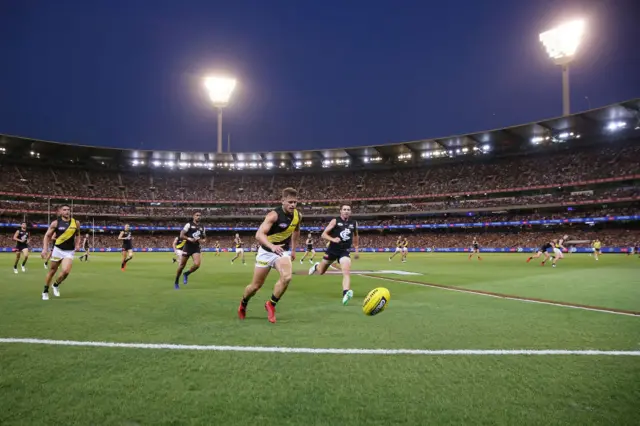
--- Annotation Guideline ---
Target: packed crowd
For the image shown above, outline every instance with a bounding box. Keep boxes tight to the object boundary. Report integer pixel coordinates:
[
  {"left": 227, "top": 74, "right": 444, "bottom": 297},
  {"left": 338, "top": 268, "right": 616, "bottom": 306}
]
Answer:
[
  {"left": 2, "top": 142, "right": 638, "bottom": 202},
  {"left": 2, "top": 227, "right": 638, "bottom": 250}
]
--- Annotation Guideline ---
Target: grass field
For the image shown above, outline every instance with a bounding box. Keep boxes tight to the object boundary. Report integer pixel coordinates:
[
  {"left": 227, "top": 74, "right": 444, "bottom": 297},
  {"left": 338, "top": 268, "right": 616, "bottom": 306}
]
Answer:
[{"left": 1, "top": 252, "right": 639, "bottom": 425}]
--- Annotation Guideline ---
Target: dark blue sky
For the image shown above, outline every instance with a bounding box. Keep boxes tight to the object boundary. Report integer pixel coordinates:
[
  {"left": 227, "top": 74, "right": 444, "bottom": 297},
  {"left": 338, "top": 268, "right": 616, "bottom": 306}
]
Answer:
[{"left": 1, "top": 0, "right": 638, "bottom": 153}]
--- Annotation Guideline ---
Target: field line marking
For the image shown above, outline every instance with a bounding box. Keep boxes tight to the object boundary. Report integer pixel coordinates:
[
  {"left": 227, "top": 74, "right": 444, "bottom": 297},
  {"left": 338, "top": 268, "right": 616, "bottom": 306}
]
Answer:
[
  {"left": 362, "top": 274, "right": 640, "bottom": 317},
  {"left": 0, "top": 338, "right": 639, "bottom": 356}
]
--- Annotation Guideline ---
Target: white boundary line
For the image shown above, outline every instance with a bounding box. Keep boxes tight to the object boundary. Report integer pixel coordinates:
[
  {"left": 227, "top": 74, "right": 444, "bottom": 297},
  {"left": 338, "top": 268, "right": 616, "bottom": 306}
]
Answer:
[
  {"left": 364, "top": 275, "right": 640, "bottom": 317},
  {"left": 0, "top": 338, "right": 639, "bottom": 356}
]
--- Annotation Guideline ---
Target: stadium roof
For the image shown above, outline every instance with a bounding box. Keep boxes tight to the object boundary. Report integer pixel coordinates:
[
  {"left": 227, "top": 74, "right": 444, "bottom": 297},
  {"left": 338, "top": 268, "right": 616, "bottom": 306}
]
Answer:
[{"left": 1, "top": 98, "right": 638, "bottom": 169}]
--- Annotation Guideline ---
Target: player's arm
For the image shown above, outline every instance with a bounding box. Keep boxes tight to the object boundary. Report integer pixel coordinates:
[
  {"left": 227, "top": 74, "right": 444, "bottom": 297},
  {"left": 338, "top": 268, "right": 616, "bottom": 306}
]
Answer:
[
  {"left": 354, "top": 221, "right": 360, "bottom": 258},
  {"left": 12, "top": 230, "right": 21, "bottom": 242},
  {"left": 321, "top": 219, "right": 340, "bottom": 243},
  {"left": 41, "top": 220, "right": 58, "bottom": 257},
  {"left": 74, "top": 221, "right": 82, "bottom": 251},
  {"left": 172, "top": 238, "right": 177, "bottom": 251},
  {"left": 180, "top": 223, "right": 196, "bottom": 243},
  {"left": 290, "top": 214, "right": 301, "bottom": 260},
  {"left": 256, "top": 211, "right": 282, "bottom": 254},
  {"left": 117, "top": 231, "right": 125, "bottom": 240}
]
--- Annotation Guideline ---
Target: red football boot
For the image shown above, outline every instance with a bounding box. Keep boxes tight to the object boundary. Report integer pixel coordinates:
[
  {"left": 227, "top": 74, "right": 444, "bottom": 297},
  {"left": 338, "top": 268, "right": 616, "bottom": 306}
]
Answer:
[{"left": 264, "top": 301, "right": 276, "bottom": 323}]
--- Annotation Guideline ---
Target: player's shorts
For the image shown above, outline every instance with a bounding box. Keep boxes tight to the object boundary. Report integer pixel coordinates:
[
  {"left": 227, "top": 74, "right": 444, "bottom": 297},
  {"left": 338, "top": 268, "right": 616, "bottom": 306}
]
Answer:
[
  {"left": 175, "top": 249, "right": 184, "bottom": 257},
  {"left": 183, "top": 242, "right": 201, "bottom": 256},
  {"left": 306, "top": 245, "right": 313, "bottom": 252},
  {"left": 402, "top": 247, "right": 408, "bottom": 253},
  {"left": 51, "top": 246, "right": 75, "bottom": 262},
  {"left": 594, "top": 248, "right": 601, "bottom": 254},
  {"left": 256, "top": 247, "right": 291, "bottom": 268},
  {"left": 122, "top": 242, "right": 133, "bottom": 251},
  {"left": 553, "top": 247, "right": 564, "bottom": 258},
  {"left": 236, "top": 248, "right": 244, "bottom": 254},
  {"left": 539, "top": 246, "right": 550, "bottom": 253},
  {"left": 15, "top": 244, "right": 29, "bottom": 252},
  {"left": 473, "top": 245, "right": 479, "bottom": 250},
  {"left": 395, "top": 247, "right": 402, "bottom": 253},
  {"left": 324, "top": 248, "right": 351, "bottom": 263}
]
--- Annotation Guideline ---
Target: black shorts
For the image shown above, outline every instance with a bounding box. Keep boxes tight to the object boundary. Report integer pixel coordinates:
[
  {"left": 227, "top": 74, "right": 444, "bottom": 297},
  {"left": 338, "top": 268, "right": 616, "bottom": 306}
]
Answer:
[
  {"left": 15, "top": 244, "right": 29, "bottom": 252},
  {"left": 539, "top": 246, "right": 550, "bottom": 253},
  {"left": 473, "top": 245, "right": 479, "bottom": 250},
  {"left": 324, "top": 248, "right": 350, "bottom": 263},
  {"left": 307, "top": 245, "right": 313, "bottom": 251},
  {"left": 183, "top": 242, "right": 201, "bottom": 256},
  {"left": 122, "top": 242, "right": 133, "bottom": 251}
]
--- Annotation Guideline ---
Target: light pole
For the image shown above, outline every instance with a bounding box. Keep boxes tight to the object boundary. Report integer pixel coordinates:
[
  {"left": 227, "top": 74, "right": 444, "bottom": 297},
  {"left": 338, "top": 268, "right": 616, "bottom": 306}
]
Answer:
[
  {"left": 539, "top": 20, "right": 585, "bottom": 116},
  {"left": 204, "top": 76, "right": 237, "bottom": 153}
]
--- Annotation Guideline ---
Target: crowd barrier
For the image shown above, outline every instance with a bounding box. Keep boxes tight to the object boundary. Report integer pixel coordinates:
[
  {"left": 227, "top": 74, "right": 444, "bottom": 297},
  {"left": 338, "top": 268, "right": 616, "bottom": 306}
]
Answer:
[
  {"left": 1, "top": 247, "right": 636, "bottom": 254},
  {"left": 0, "top": 215, "right": 639, "bottom": 232}
]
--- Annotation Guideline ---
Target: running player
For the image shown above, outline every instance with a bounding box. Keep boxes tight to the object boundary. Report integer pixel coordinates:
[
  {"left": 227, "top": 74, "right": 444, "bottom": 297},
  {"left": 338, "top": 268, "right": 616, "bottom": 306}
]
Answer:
[
  {"left": 592, "top": 239, "right": 601, "bottom": 261},
  {"left": 79, "top": 233, "right": 90, "bottom": 261},
  {"left": 401, "top": 236, "right": 409, "bottom": 263},
  {"left": 174, "top": 211, "right": 205, "bottom": 289},
  {"left": 551, "top": 235, "right": 568, "bottom": 268},
  {"left": 214, "top": 240, "right": 221, "bottom": 256},
  {"left": 12, "top": 222, "right": 30, "bottom": 273},
  {"left": 118, "top": 224, "right": 134, "bottom": 271},
  {"left": 40, "top": 205, "right": 80, "bottom": 300},
  {"left": 309, "top": 204, "right": 359, "bottom": 305},
  {"left": 468, "top": 238, "right": 482, "bottom": 260},
  {"left": 172, "top": 236, "right": 186, "bottom": 263},
  {"left": 231, "top": 233, "right": 245, "bottom": 265},
  {"left": 299, "top": 233, "right": 316, "bottom": 264},
  {"left": 526, "top": 240, "right": 553, "bottom": 265},
  {"left": 388, "top": 236, "right": 403, "bottom": 261},
  {"left": 238, "top": 188, "right": 300, "bottom": 323}
]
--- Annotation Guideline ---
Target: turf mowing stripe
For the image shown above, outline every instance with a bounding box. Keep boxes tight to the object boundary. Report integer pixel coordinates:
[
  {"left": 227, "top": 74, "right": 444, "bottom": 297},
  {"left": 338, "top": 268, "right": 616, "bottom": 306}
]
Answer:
[
  {"left": 1, "top": 338, "right": 639, "bottom": 356},
  {"left": 363, "top": 274, "right": 640, "bottom": 317}
]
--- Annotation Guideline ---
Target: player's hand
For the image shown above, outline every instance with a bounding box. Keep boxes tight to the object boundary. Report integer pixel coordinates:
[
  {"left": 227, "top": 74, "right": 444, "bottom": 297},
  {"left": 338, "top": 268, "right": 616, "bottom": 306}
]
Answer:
[
  {"left": 291, "top": 251, "right": 296, "bottom": 261},
  {"left": 354, "top": 251, "right": 359, "bottom": 260},
  {"left": 271, "top": 244, "right": 285, "bottom": 255},
  {"left": 332, "top": 237, "right": 341, "bottom": 244},
  {"left": 41, "top": 251, "right": 48, "bottom": 259}
]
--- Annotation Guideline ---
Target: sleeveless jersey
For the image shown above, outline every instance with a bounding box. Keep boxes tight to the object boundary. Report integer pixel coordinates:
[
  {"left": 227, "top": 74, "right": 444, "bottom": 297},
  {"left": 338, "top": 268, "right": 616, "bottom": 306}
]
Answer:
[
  {"left": 121, "top": 231, "right": 132, "bottom": 248},
  {"left": 183, "top": 222, "right": 205, "bottom": 245},
  {"left": 55, "top": 218, "right": 78, "bottom": 251},
  {"left": 327, "top": 217, "right": 358, "bottom": 251},
  {"left": 16, "top": 230, "right": 29, "bottom": 247},
  {"left": 263, "top": 206, "right": 300, "bottom": 252},
  {"left": 235, "top": 238, "right": 242, "bottom": 249}
]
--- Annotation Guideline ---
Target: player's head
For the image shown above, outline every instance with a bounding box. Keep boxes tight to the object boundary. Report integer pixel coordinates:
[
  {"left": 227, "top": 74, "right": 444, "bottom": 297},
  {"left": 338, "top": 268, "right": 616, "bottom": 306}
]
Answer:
[
  {"left": 339, "top": 203, "right": 352, "bottom": 220},
  {"left": 20, "top": 222, "right": 27, "bottom": 230},
  {"left": 235, "top": 233, "right": 239, "bottom": 238},
  {"left": 58, "top": 204, "right": 71, "bottom": 219},
  {"left": 85, "top": 233, "right": 89, "bottom": 238},
  {"left": 563, "top": 234, "right": 568, "bottom": 240},
  {"left": 124, "top": 224, "right": 130, "bottom": 231},
  {"left": 308, "top": 233, "right": 312, "bottom": 238},
  {"left": 281, "top": 187, "right": 298, "bottom": 213},
  {"left": 193, "top": 211, "right": 202, "bottom": 223}
]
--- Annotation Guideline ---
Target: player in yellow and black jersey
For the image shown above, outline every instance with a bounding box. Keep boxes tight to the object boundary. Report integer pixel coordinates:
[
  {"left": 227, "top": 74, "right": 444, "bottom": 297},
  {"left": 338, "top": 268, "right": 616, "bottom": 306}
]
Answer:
[
  {"left": 231, "top": 233, "right": 246, "bottom": 265},
  {"left": 401, "top": 237, "right": 409, "bottom": 263},
  {"left": 214, "top": 241, "right": 221, "bottom": 256},
  {"left": 592, "top": 239, "right": 602, "bottom": 261},
  {"left": 172, "top": 236, "right": 187, "bottom": 263},
  {"left": 389, "top": 236, "right": 404, "bottom": 261},
  {"left": 40, "top": 204, "right": 81, "bottom": 300},
  {"left": 238, "top": 187, "right": 301, "bottom": 323}
]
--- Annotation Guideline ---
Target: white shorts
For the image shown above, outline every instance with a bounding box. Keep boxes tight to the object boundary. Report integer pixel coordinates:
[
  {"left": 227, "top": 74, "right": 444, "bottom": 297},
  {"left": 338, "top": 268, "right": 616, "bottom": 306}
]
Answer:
[
  {"left": 236, "top": 248, "right": 244, "bottom": 254},
  {"left": 395, "top": 247, "right": 402, "bottom": 253},
  {"left": 175, "top": 249, "right": 183, "bottom": 257},
  {"left": 553, "top": 248, "right": 564, "bottom": 258},
  {"left": 256, "top": 247, "right": 291, "bottom": 269},
  {"left": 402, "top": 247, "right": 408, "bottom": 253},
  {"left": 51, "top": 247, "right": 75, "bottom": 262}
]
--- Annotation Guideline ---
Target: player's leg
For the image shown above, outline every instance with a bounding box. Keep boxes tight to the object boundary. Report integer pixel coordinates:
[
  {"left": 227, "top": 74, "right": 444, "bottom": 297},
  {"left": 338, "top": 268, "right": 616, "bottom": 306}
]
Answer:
[
  {"left": 52, "top": 257, "right": 73, "bottom": 297},
  {"left": 239, "top": 261, "right": 271, "bottom": 319},
  {"left": 309, "top": 249, "right": 316, "bottom": 263},
  {"left": 43, "top": 260, "right": 61, "bottom": 300},
  {"left": 339, "top": 256, "right": 354, "bottom": 305},
  {"left": 300, "top": 250, "right": 308, "bottom": 264},
  {"left": 594, "top": 249, "right": 599, "bottom": 261},
  {"left": 121, "top": 249, "right": 133, "bottom": 269},
  {"left": 21, "top": 248, "right": 29, "bottom": 271},
  {"left": 231, "top": 248, "right": 240, "bottom": 263},
  {"left": 173, "top": 254, "right": 190, "bottom": 289},
  {"left": 389, "top": 248, "right": 400, "bottom": 261},
  {"left": 44, "top": 249, "right": 52, "bottom": 269},
  {"left": 241, "top": 249, "right": 246, "bottom": 264},
  {"left": 310, "top": 256, "right": 334, "bottom": 275},
  {"left": 13, "top": 250, "right": 21, "bottom": 273},
  {"left": 264, "top": 256, "right": 294, "bottom": 322},
  {"left": 182, "top": 253, "right": 201, "bottom": 284},
  {"left": 476, "top": 248, "right": 482, "bottom": 261}
]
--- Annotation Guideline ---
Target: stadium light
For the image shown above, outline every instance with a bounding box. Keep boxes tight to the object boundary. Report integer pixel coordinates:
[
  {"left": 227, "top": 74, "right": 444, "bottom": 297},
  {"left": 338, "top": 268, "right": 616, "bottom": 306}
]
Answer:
[
  {"left": 539, "top": 19, "right": 586, "bottom": 116},
  {"left": 204, "top": 76, "right": 237, "bottom": 154}
]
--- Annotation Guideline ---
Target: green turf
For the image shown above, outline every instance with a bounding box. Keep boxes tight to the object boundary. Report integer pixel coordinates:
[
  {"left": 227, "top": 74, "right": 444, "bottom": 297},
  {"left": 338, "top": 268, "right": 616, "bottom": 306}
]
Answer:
[{"left": 1, "top": 252, "right": 639, "bottom": 425}]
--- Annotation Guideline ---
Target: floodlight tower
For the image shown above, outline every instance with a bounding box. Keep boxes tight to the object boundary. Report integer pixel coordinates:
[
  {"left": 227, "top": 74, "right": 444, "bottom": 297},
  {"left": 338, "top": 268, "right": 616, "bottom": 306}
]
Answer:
[
  {"left": 539, "top": 20, "right": 585, "bottom": 116},
  {"left": 204, "top": 76, "right": 237, "bottom": 153}
]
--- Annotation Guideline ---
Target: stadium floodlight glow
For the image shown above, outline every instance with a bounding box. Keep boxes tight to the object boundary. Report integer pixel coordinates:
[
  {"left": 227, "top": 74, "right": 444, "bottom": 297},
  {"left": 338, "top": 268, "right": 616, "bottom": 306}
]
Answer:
[
  {"left": 606, "top": 121, "right": 626, "bottom": 131},
  {"left": 531, "top": 136, "right": 545, "bottom": 144},
  {"left": 539, "top": 19, "right": 585, "bottom": 116},
  {"left": 165, "top": 161, "right": 175, "bottom": 168},
  {"left": 462, "top": 147, "right": 469, "bottom": 153},
  {"left": 482, "top": 144, "right": 491, "bottom": 152},
  {"left": 265, "top": 161, "right": 274, "bottom": 169},
  {"left": 152, "top": 160, "right": 161, "bottom": 167},
  {"left": 294, "top": 161, "right": 302, "bottom": 168},
  {"left": 204, "top": 76, "right": 237, "bottom": 154},
  {"left": 304, "top": 160, "right": 312, "bottom": 166}
]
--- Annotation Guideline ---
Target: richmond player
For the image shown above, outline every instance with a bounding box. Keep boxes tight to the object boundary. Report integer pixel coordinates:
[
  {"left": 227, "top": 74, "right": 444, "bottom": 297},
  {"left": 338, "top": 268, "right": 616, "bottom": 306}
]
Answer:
[
  {"left": 12, "top": 222, "right": 30, "bottom": 273},
  {"left": 551, "top": 235, "right": 568, "bottom": 268},
  {"left": 299, "top": 233, "right": 316, "bottom": 264},
  {"left": 389, "top": 236, "right": 403, "bottom": 261},
  {"left": 238, "top": 188, "right": 300, "bottom": 323},
  {"left": 172, "top": 236, "right": 186, "bottom": 263},
  {"left": 401, "top": 236, "right": 409, "bottom": 263},
  {"left": 41, "top": 205, "right": 80, "bottom": 300},
  {"left": 174, "top": 211, "right": 206, "bottom": 289},
  {"left": 118, "top": 224, "right": 134, "bottom": 271},
  {"left": 309, "top": 204, "right": 359, "bottom": 305},
  {"left": 231, "top": 233, "right": 246, "bottom": 265},
  {"left": 592, "top": 239, "right": 602, "bottom": 261},
  {"left": 214, "top": 241, "right": 221, "bottom": 256}
]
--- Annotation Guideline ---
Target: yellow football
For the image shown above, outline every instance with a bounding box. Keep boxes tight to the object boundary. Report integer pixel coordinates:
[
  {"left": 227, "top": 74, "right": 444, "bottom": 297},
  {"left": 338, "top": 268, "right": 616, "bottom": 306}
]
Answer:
[{"left": 362, "top": 287, "right": 391, "bottom": 316}]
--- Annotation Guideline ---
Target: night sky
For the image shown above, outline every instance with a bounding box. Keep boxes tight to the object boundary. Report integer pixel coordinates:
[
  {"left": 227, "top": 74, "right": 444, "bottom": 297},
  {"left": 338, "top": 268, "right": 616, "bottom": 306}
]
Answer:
[{"left": 1, "top": 0, "right": 638, "bottom": 153}]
